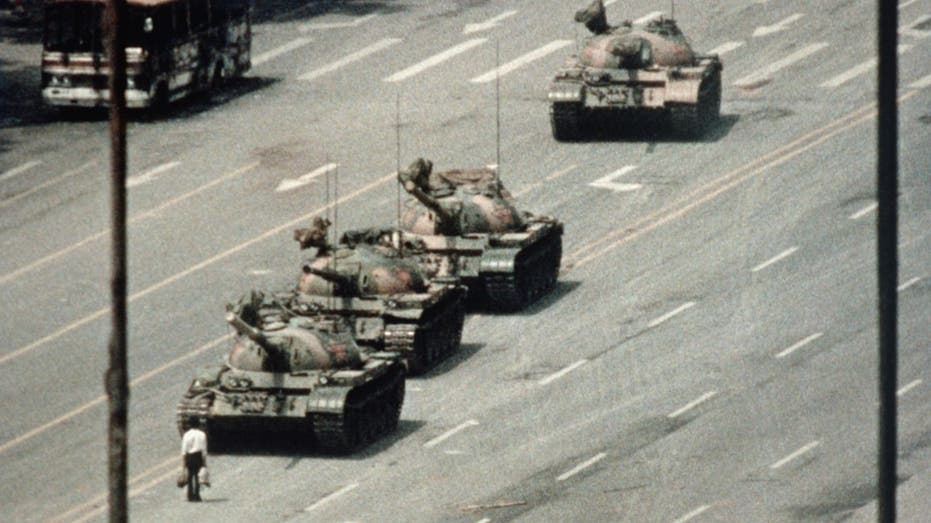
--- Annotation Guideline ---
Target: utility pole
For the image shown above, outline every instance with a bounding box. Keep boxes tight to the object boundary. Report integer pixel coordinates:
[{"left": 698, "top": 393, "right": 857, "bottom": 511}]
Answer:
[
  {"left": 104, "top": 0, "right": 129, "bottom": 521},
  {"left": 876, "top": 0, "right": 898, "bottom": 521}
]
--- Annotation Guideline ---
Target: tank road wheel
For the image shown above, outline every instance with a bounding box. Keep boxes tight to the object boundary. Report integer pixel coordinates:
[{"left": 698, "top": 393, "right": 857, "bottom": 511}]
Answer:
[
  {"left": 550, "top": 102, "right": 584, "bottom": 142},
  {"left": 669, "top": 71, "right": 721, "bottom": 138}
]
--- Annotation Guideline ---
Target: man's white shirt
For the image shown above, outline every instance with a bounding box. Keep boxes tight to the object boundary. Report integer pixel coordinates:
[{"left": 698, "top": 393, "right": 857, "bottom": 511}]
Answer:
[{"left": 181, "top": 428, "right": 208, "bottom": 456}]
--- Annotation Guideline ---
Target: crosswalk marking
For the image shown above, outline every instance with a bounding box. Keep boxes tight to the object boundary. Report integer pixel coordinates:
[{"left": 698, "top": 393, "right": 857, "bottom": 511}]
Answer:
[{"left": 385, "top": 39, "right": 487, "bottom": 82}]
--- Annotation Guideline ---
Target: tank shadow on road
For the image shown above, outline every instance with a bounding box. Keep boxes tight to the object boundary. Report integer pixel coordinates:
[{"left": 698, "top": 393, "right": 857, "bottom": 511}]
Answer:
[
  {"left": 516, "top": 280, "right": 582, "bottom": 316},
  {"left": 417, "top": 342, "right": 485, "bottom": 378},
  {"left": 580, "top": 113, "right": 739, "bottom": 143}
]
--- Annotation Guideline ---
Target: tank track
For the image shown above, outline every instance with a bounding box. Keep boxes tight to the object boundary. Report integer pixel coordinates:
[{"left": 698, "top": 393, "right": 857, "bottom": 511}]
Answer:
[
  {"left": 669, "top": 71, "right": 721, "bottom": 138},
  {"left": 483, "top": 230, "right": 563, "bottom": 311},
  {"left": 550, "top": 102, "right": 584, "bottom": 141},
  {"left": 312, "top": 364, "right": 406, "bottom": 453},
  {"left": 384, "top": 292, "right": 466, "bottom": 375}
]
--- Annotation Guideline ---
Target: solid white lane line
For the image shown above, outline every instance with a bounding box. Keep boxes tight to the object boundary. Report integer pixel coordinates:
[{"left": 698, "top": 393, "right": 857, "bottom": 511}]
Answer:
[
  {"left": 463, "top": 10, "right": 518, "bottom": 34},
  {"left": 424, "top": 419, "right": 479, "bottom": 448},
  {"left": 897, "top": 379, "right": 922, "bottom": 397},
  {"left": 634, "top": 11, "right": 664, "bottom": 24},
  {"left": 898, "top": 277, "right": 921, "bottom": 292},
  {"left": 707, "top": 41, "right": 744, "bottom": 56},
  {"left": 299, "top": 38, "right": 402, "bottom": 81},
  {"left": 770, "top": 441, "right": 820, "bottom": 469},
  {"left": 304, "top": 483, "right": 359, "bottom": 512},
  {"left": 0, "top": 160, "right": 95, "bottom": 210},
  {"left": 899, "top": 0, "right": 919, "bottom": 8},
  {"left": 751, "top": 246, "right": 799, "bottom": 272},
  {"left": 276, "top": 162, "right": 337, "bottom": 192},
  {"left": 557, "top": 452, "right": 607, "bottom": 481},
  {"left": 734, "top": 43, "right": 828, "bottom": 87},
  {"left": 647, "top": 302, "right": 695, "bottom": 328},
  {"left": 668, "top": 391, "right": 718, "bottom": 419},
  {"left": 848, "top": 202, "right": 878, "bottom": 219},
  {"left": 546, "top": 164, "right": 577, "bottom": 181},
  {"left": 820, "top": 45, "right": 912, "bottom": 88},
  {"left": 753, "top": 13, "right": 805, "bottom": 37},
  {"left": 470, "top": 40, "right": 572, "bottom": 83},
  {"left": 125, "top": 161, "right": 181, "bottom": 188},
  {"left": 908, "top": 72, "right": 931, "bottom": 89},
  {"left": 385, "top": 39, "right": 487, "bottom": 82},
  {"left": 672, "top": 505, "right": 711, "bottom": 523},
  {"left": 300, "top": 13, "right": 377, "bottom": 32},
  {"left": 251, "top": 37, "right": 314, "bottom": 67},
  {"left": 590, "top": 165, "right": 642, "bottom": 192},
  {"left": 775, "top": 332, "right": 823, "bottom": 358},
  {"left": 0, "top": 160, "right": 42, "bottom": 183},
  {"left": 538, "top": 359, "right": 589, "bottom": 386}
]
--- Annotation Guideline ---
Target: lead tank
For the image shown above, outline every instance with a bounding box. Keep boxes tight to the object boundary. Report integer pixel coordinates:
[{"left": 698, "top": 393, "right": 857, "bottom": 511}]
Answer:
[
  {"left": 176, "top": 292, "right": 405, "bottom": 452},
  {"left": 397, "top": 158, "right": 563, "bottom": 311},
  {"left": 293, "top": 218, "right": 467, "bottom": 375},
  {"left": 548, "top": 0, "right": 722, "bottom": 139}
]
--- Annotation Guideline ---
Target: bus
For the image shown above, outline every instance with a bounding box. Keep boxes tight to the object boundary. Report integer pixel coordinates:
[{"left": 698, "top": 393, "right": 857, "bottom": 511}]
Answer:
[{"left": 41, "top": 0, "right": 251, "bottom": 110}]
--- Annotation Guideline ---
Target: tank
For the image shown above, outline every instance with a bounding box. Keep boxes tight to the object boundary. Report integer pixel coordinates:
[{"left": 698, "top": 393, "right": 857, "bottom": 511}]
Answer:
[
  {"left": 396, "top": 158, "right": 563, "bottom": 312},
  {"left": 548, "top": 0, "right": 722, "bottom": 140},
  {"left": 176, "top": 291, "right": 406, "bottom": 453},
  {"left": 293, "top": 218, "right": 467, "bottom": 375}
]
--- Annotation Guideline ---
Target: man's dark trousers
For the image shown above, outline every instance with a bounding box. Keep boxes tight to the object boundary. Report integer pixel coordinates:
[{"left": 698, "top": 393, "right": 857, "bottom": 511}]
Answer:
[{"left": 184, "top": 451, "right": 204, "bottom": 501}]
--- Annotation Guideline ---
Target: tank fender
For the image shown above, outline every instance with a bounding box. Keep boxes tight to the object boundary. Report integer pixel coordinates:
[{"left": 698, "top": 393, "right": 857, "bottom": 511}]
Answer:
[
  {"left": 480, "top": 248, "right": 521, "bottom": 274},
  {"left": 548, "top": 82, "right": 585, "bottom": 103},
  {"left": 306, "top": 385, "right": 353, "bottom": 414},
  {"left": 665, "top": 77, "right": 702, "bottom": 104}
]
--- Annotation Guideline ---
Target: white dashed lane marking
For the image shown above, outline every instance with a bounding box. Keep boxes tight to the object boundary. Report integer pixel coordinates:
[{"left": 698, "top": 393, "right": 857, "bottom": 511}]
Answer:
[
  {"left": 908, "top": 72, "right": 931, "bottom": 89},
  {"left": 751, "top": 246, "right": 799, "bottom": 272},
  {"left": 299, "top": 38, "right": 402, "bottom": 81},
  {"left": 898, "top": 277, "right": 921, "bottom": 292},
  {"left": 673, "top": 505, "right": 711, "bottom": 523},
  {"left": 648, "top": 302, "right": 695, "bottom": 328},
  {"left": 276, "top": 163, "right": 337, "bottom": 192},
  {"left": 539, "top": 359, "right": 588, "bottom": 386},
  {"left": 0, "top": 160, "right": 42, "bottom": 183},
  {"left": 470, "top": 40, "right": 573, "bottom": 83},
  {"left": 126, "top": 161, "right": 181, "bottom": 188},
  {"left": 385, "top": 39, "right": 487, "bottom": 82},
  {"left": 463, "top": 10, "right": 518, "bottom": 34},
  {"left": 668, "top": 391, "right": 718, "bottom": 419},
  {"left": 897, "top": 379, "right": 922, "bottom": 397},
  {"left": 251, "top": 37, "right": 314, "bottom": 67},
  {"left": 556, "top": 452, "right": 606, "bottom": 481},
  {"left": 775, "top": 332, "right": 823, "bottom": 358},
  {"left": 707, "top": 41, "right": 744, "bottom": 56},
  {"left": 299, "top": 13, "right": 378, "bottom": 32},
  {"left": 303, "top": 483, "right": 359, "bottom": 512},
  {"left": 734, "top": 43, "right": 828, "bottom": 87},
  {"left": 821, "top": 45, "right": 912, "bottom": 88},
  {"left": 753, "top": 13, "right": 805, "bottom": 37},
  {"left": 848, "top": 202, "right": 878, "bottom": 219},
  {"left": 770, "top": 441, "right": 820, "bottom": 469},
  {"left": 424, "top": 419, "right": 479, "bottom": 448}
]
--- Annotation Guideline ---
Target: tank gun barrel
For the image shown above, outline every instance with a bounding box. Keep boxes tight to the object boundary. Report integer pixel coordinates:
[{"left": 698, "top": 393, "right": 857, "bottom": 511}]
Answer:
[
  {"left": 226, "top": 312, "right": 275, "bottom": 351},
  {"left": 304, "top": 264, "right": 360, "bottom": 295}
]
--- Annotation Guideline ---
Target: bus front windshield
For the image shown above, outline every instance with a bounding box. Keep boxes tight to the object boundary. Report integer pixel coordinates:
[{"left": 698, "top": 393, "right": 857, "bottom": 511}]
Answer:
[{"left": 44, "top": 2, "right": 151, "bottom": 52}]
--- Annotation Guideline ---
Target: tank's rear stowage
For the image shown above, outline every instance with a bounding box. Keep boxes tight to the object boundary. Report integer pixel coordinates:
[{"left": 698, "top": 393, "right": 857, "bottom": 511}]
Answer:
[
  {"left": 176, "top": 298, "right": 406, "bottom": 453},
  {"left": 548, "top": 0, "right": 722, "bottom": 140}
]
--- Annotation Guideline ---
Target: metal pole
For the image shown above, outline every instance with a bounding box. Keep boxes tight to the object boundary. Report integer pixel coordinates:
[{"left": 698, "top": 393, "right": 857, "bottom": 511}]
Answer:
[
  {"left": 104, "top": 0, "right": 129, "bottom": 521},
  {"left": 876, "top": 0, "right": 898, "bottom": 521}
]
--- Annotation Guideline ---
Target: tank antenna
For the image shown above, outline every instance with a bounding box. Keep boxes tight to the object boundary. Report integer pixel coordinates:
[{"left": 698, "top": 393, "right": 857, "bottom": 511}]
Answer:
[
  {"left": 396, "top": 91, "right": 403, "bottom": 256},
  {"left": 495, "top": 39, "right": 501, "bottom": 178},
  {"left": 671, "top": 0, "right": 675, "bottom": 20}
]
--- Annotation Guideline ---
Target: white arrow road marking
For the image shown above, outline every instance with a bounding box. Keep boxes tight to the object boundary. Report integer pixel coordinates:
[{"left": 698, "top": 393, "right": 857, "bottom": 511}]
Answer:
[
  {"left": 770, "top": 441, "right": 820, "bottom": 469},
  {"left": 303, "top": 483, "right": 359, "bottom": 512},
  {"left": 470, "top": 40, "right": 573, "bottom": 83},
  {"left": 821, "top": 45, "right": 912, "bottom": 88},
  {"left": 126, "top": 161, "right": 181, "bottom": 188},
  {"left": 557, "top": 453, "right": 607, "bottom": 481},
  {"left": 463, "top": 10, "right": 517, "bottom": 34},
  {"left": 734, "top": 42, "right": 828, "bottom": 87},
  {"left": 753, "top": 13, "right": 805, "bottom": 37},
  {"left": 251, "top": 37, "right": 314, "bottom": 67},
  {"left": 634, "top": 11, "right": 664, "bottom": 24},
  {"left": 424, "top": 419, "right": 479, "bottom": 448},
  {"left": 900, "top": 15, "right": 931, "bottom": 38},
  {"left": 707, "top": 41, "right": 745, "bottom": 56},
  {"left": 0, "top": 160, "right": 42, "bottom": 183},
  {"left": 908, "top": 72, "right": 931, "bottom": 89},
  {"left": 589, "top": 165, "right": 642, "bottom": 192},
  {"left": 385, "top": 39, "right": 487, "bottom": 82},
  {"left": 300, "top": 13, "right": 378, "bottom": 32},
  {"left": 299, "top": 38, "right": 402, "bottom": 81},
  {"left": 276, "top": 162, "right": 337, "bottom": 192}
]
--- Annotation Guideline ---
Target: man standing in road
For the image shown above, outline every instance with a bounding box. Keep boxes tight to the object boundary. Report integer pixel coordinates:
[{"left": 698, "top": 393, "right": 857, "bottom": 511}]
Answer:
[{"left": 181, "top": 419, "right": 208, "bottom": 502}]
